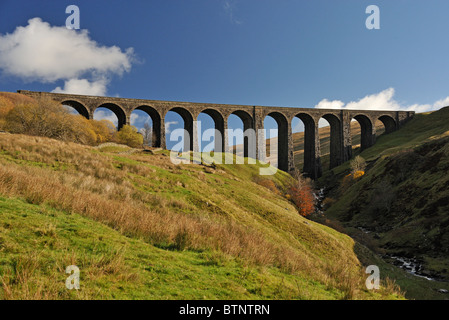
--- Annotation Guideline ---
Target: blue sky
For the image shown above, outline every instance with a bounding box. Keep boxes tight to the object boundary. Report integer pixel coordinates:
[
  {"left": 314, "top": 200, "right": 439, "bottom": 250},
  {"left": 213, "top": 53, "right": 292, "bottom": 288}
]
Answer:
[{"left": 1, "top": 0, "right": 449, "bottom": 149}]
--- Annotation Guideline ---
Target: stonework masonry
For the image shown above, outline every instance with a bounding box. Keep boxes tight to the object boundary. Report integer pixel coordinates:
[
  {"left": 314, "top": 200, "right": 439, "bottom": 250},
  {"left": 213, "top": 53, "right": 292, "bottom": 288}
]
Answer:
[{"left": 18, "top": 90, "right": 414, "bottom": 178}]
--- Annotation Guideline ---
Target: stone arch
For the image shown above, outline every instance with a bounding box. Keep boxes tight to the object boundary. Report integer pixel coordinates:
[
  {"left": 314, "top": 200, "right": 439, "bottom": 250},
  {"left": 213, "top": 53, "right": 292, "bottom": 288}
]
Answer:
[
  {"left": 198, "top": 108, "right": 225, "bottom": 153},
  {"left": 94, "top": 102, "right": 127, "bottom": 130},
  {"left": 61, "top": 100, "right": 90, "bottom": 119},
  {"left": 352, "top": 114, "right": 375, "bottom": 151},
  {"left": 294, "top": 113, "right": 320, "bottom": 178},
  {"left": 132, "top": 105, "right": 162, "bottom": 148},
  {"left": 167, "top": 107, "right": 194, "bottom": 152},
  {"left": 266, "top": 111, "right": 289, "bottom": 171},
  {"left": 321, "top": 113, "right": 343, "bottom": 169},
  {"left": 378, "top": 115, "right": 397, "bottom": 134},
  {"left": 229, "top": 110, "right": 255, "bottom": 159}
]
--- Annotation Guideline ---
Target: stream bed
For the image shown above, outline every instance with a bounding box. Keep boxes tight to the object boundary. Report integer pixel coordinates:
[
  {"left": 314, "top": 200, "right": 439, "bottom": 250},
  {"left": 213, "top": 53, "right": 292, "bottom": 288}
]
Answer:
[{"left": 384, "top": 255, "right": 436, "bottom": 281}]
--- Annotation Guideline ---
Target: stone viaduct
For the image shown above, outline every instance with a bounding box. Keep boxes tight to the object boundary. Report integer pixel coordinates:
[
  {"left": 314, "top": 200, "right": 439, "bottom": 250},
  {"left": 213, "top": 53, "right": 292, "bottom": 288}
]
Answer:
[{"left": 18, "top": 90, "right": 414, "bottom": 178}]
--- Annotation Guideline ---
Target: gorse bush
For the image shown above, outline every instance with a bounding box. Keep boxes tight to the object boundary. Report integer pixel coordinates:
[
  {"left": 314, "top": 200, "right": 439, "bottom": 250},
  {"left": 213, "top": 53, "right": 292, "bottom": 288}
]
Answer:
[{"left": 352, "top": 170, "right": 365, "bottom": 179}]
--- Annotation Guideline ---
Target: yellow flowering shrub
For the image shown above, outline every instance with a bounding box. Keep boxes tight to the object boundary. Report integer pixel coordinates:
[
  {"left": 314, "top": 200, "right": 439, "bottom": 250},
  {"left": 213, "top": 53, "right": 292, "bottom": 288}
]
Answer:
[{"left": 353, "top": 170, "right": 365, "bottom": 179}]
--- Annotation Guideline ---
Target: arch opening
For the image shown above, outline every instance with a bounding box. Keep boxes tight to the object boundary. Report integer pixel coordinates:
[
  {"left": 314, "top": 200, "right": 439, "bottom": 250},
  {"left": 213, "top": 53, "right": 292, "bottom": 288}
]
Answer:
[
  {"left": 349, "top": 118, "right": 361, "bottom": 156},
  {"left": 293, "top": 113, "right": 318, "bottom": 177},
  {"left": 264, "top": 112, "right": 288, "bottom": 172},
  {"left": 94, "top": 103, "right": 126, "bottom": 130},
  {"left": 320, "top": 114, "right": 342, "bottom": 170},
  {"left": 61, "top": 100, "right": 89, "bottom": 119},
  {"left": 131, "top": 106, "right": 161, "bottom": 148},
  {"left": 198, "top": 109, "right": 225, "bottom": 154},
  {"left": 165, "top": 107, "right": 194, "bottom": 152},
  {"left": 352, "top": 115, "right": 374, "bottom": 153},
  {"left": 227, "top": 110, "right": 255, "bottom": 161},
  {"left": 378, "top": 115, "right": 397, "bottom": 135},
  {"left": 374, "top": 119, "right": 386, "bottom": 136},
  {"left": 227, "top": 114, "right": 244, "bottom": 158}
]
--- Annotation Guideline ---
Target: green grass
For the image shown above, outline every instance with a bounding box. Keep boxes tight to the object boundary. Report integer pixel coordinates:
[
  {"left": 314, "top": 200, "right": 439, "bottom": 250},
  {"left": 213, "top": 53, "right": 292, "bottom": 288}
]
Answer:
[
  {"left": 0, "top": 132, "right": 403, "bottom": 300},
  {"left": 0, "top": 195, "right": 368, "bottom": 300}
]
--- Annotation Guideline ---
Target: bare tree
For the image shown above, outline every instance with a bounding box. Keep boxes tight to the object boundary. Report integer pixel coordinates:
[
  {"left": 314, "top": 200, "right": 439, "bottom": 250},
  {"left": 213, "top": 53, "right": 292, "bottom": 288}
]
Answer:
[
  {"left": 140, "top": 122, "right": 153, "bottom": 147},
  {"left": 350, "top": 155, "right": 366, "bottom": 174}
]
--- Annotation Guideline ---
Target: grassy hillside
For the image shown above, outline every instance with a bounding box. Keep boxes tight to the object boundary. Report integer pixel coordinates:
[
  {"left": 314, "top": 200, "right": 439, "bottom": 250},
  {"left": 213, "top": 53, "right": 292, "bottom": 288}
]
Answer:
[
  {"left": 0, "top": 131, "right": 402, "bottom": 300},
  {"left": 320, "top": 107, "right": 449, "bottom": 299}
]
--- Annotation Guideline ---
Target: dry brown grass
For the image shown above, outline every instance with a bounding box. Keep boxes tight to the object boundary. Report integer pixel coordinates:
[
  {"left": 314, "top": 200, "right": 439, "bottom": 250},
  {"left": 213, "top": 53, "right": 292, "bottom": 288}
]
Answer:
[
  {"left": 252, "top": 176, "right": 281, "bottom": 195},
  {"left": 0, "top": 160, "right": 319, "bottom": 272},
  {"left": 0, "top": 135, "right": 288, "bottom": 266}
]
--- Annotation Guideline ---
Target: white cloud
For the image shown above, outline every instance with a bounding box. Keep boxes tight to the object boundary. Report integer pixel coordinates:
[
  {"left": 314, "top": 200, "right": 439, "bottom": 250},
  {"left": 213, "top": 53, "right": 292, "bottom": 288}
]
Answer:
[
  {"left": 130, "top": 113, "right": 140, "bottom": 127},
  {"left": 315, "top": 99, "right": 345, "bottom": 110},
  {"left": 130, "top": 113, "right": 151, "bottom": 127},
  {"left": 165, "top": 121, "right": 179, "bottom": 134},
  {"left": 344, "top": 88, "right": 400, "bottom": 111},
  {"left": 0, "top": 17, "right": 134, "bottom": 95},
  {"left": 315, "top": 88, "right": 449, "bottom": 113},
  {"left": 130, "top": 111, "right": 154, "bottom": 129},
  {"left": 410, "top": 96, "right": 449, "bottom": 113},
  {"left": 52, "top": 78, "right": 107, "bottom": 96}
]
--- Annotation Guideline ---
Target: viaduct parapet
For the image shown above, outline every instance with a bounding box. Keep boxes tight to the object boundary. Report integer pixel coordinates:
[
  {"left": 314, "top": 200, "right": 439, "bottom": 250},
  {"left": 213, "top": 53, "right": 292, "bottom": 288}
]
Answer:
[{"left": 18, "top": 90, "right": 414, "bottom": 178}]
